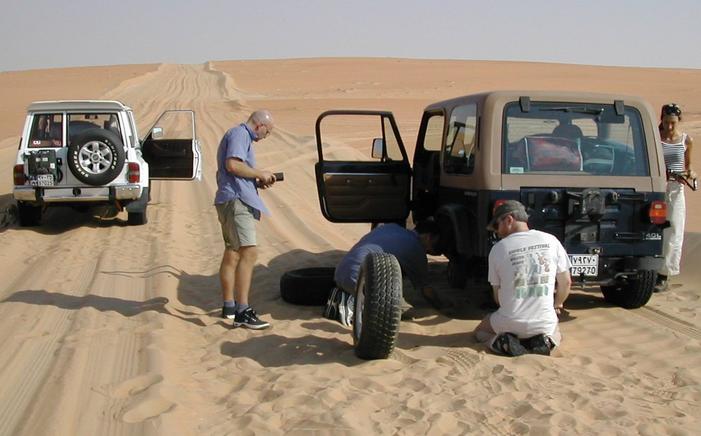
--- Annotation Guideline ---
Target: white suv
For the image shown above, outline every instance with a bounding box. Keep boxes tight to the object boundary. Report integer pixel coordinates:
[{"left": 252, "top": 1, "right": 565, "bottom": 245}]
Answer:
[{"left": 12, "top": 100, "right": 202, "bottom": 226}]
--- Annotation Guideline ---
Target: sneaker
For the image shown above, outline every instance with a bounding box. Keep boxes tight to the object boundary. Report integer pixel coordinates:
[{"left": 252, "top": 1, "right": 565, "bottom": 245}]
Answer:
[
  {"left": 233, "top": 307, "right": 270, "bottom": 329},
  {"left": 523, "top": 334, "right": 554, "bottom": 356},
  {"left": 490, "top": 332, "right": 528, "bottom": 357},
  {"left": 222, "top": 305, "right": 236, "bottom": 319},
  {"left": 338, "top": 293, "right": 354, "bottom": 327}
]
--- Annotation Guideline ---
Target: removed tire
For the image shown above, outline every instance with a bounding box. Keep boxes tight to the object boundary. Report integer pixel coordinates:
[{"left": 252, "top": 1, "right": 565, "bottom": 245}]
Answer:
[
  {"left": 600, "top": 270, "right": 655, "bottom": 309},
  {"left": 353, "top": 252, "right": 402, "bottom": 360},
  {"left": 67, "top": 128, "right": 125, "bottom": 186},
  {"left": 280, "top": 267, "right": 336, "bottom": 305},
  {"left": 17, "top": 202, "right": 42, "bottom": 227}
]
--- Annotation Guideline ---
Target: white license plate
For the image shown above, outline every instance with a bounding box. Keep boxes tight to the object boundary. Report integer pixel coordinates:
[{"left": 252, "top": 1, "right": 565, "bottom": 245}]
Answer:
[
  {"left": 569, "top": 254, "right": 598, "bottom": 277},
  {"left": 34, "top": 174, "right": 55, "bottom": 187}
]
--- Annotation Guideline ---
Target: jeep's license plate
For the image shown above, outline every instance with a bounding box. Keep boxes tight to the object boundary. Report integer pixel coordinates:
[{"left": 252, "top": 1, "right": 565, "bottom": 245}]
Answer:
[
  {"left": 569, "top": 254, "right": 598, "bottom": 277},
  {"left": 34, "top": 174, "right": 54, "bottom": 187}
]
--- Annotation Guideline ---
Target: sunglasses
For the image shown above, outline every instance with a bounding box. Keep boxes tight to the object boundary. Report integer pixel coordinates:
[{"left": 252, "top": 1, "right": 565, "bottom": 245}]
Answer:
[{"left": 662, "top": 103, "right": 682, "bottom": 116}]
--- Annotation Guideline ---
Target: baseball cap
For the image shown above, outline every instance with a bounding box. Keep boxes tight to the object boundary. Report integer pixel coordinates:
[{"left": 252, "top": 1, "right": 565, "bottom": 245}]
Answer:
[{"left": 487, "top": 200, "right": 528, "bottom": 231}]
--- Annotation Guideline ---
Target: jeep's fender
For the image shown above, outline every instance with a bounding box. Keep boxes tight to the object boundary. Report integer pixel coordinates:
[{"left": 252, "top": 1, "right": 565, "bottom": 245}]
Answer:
[{"left": 435, "top": 204, "right": 471, "bottom": 257}]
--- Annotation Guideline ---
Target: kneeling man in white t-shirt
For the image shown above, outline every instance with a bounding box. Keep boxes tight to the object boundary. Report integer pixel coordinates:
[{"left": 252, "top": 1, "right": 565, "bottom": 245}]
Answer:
[{"left": 474, "top": 200, "right": 572, "bottom": 356}]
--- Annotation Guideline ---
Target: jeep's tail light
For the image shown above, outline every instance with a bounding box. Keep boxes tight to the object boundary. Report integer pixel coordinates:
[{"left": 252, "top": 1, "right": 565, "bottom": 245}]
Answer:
[
  {"left": 13, "top": 164, "right": 26, "bottom": 185},
  {"left": 649, "top": 200, "right": 667, "bottom": 225},
  {"left": 127, "top": 162, "right": 140, "bottom": 183}
]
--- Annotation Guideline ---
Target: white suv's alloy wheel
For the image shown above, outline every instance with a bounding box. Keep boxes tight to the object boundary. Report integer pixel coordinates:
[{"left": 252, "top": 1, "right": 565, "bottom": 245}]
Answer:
[{"left": 78, "top": 140, "right": 114, "bottom": 175}]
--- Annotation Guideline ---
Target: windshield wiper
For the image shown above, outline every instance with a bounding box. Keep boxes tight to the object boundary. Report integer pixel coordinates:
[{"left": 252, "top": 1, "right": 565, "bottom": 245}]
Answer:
[{"left": 539, "top": 106, "right": 604, "bottom": 115}]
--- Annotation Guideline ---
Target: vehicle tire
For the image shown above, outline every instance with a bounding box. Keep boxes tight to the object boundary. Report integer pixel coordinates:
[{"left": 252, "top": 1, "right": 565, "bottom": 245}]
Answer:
[
  {"left": 601, "top": 271, "right": 655, "bottom": 309},
  {"left": 67, "top": 128, "right": 125, "bottom": 186},
  {"left": 127, "top": 205, "right": 148, "bottom": 226},
  {"left": 447, "top": 255, "right": 468, "bottom": 289},
  {"left": 353, "top": 252, "right": 402, "bottom": 360},
  {"left": 280, "top": 267, "right": 336, "bottom": 306},
  {"left": 17, "top": 202, "right": 42, "bottom": 227},
  {"left": 600, "top": 283, "right": 622, "bottom": 305}
]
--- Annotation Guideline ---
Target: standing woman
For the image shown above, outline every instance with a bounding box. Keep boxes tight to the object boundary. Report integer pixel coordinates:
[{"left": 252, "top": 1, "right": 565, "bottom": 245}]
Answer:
[{"left": 656, "top": 103, "right": 696, "bottom": 292}]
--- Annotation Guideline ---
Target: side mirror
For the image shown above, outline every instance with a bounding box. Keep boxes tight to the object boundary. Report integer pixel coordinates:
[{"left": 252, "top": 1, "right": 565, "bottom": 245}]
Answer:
[
  {"left": 371, "top": 138, "right": 384, "bottom": 159},
  {"left": 152, "top": 127, "right": 164, "bottom": 139}
]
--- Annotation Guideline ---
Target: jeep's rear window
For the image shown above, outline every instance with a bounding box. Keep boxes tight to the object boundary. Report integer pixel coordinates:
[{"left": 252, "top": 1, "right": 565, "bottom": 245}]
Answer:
[{"left": 502, "top": 102, "right": 649, "bottom": 176}]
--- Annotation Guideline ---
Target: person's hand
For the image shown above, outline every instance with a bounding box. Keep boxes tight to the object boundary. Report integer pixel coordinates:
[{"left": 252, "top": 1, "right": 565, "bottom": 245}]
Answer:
[
  {"left": 555, "top": 303, "right": 564, "bottom": 316},
  {"left": 689, "top": 169, "right": 697, "bottom": 180},
  {"left": 257, "top": 170, "right": 275, "bottom": 188}
]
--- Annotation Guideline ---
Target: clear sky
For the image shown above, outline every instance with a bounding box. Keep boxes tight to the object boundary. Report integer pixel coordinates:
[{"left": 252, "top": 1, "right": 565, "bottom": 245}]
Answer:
[{"left": 2, "top": 0, "right": 699, "bottom": 72}]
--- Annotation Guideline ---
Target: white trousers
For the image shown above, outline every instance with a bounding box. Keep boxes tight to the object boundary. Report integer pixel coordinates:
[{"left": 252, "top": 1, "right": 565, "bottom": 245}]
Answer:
[{"left": 660, "top": 181, "right": 685, "bottom": 277}]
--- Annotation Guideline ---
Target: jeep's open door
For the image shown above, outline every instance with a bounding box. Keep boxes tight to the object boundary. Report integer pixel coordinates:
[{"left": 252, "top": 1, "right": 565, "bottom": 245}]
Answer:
[
  {"left": 142, "top": 110, "right": 202, "bottom": 180},
  {"left": 315, "top": 110, "right": 411, "bottom": 223}
]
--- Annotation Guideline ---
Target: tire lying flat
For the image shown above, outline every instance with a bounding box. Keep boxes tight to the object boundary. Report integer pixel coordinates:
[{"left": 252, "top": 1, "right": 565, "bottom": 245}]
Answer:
[{"left": 280, "top": 267, "right": 336, "bottom": 306}]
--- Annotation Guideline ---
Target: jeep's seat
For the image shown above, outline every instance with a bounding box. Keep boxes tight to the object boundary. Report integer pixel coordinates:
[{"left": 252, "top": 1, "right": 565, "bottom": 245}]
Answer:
[{"left": 552, "top": 123, "right": 583, "bottom": 140}]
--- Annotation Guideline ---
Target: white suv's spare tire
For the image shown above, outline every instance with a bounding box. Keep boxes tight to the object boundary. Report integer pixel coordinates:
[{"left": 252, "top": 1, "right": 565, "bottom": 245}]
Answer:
[{"left": 67, "top": 128, "right": 125, "bottom": 186}]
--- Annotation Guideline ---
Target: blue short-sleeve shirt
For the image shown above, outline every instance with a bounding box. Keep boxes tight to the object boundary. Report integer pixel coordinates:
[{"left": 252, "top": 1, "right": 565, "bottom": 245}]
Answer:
[
  {"left": 214, "top": 123, "right": 270, "bottom": 217},
  {"left": 334, "top": 224, "right": 428, "bottom": 293}
]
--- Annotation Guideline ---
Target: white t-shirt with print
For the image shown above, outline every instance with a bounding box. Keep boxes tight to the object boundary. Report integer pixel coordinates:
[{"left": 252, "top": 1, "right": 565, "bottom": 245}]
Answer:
[{"left": 488, "top": 229, "right": 571, "bottom": 338}]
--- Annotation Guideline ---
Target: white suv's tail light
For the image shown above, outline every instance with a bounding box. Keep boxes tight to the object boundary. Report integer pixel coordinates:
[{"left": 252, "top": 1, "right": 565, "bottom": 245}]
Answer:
[
  {"left": 127, "top": 162, "right": 140, "bottom": 183},
  {"left": 13, "top": 164, "right": 26, "bottom": 185}
]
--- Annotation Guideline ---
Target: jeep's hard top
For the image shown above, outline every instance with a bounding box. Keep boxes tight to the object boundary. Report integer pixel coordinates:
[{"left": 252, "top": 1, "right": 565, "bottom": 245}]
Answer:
[{"left": 423, "top": 90, "right": 667, "bottom": 193}]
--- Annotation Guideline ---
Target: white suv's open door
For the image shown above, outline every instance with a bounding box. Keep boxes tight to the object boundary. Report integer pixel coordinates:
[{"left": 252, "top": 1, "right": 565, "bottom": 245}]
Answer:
[{"left": 142, "top": 110, "right": 202, "bottom": 180}]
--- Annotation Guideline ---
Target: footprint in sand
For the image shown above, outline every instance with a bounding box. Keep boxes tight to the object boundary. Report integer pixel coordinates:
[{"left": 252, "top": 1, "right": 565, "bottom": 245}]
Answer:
[
  {"left": 122, "top": 396, "right": 176, "bottom": 423},
  {"left": 109, "top": 373, "right": 164, "bottom": 398}
]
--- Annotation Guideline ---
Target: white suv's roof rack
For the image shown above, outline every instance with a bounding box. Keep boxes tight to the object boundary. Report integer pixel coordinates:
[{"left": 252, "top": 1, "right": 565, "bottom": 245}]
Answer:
[{"left": 27, "top": 100, "right": 132, "bottom": 112}]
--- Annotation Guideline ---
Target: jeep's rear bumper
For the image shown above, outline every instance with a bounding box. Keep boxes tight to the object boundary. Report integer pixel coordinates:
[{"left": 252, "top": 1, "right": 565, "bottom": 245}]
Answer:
[
  {"left": 13, "top": 185, "right": 142, "bottom": 203},
  {"left": 572, "top": 255, "right": 664, "bottom": 285}
]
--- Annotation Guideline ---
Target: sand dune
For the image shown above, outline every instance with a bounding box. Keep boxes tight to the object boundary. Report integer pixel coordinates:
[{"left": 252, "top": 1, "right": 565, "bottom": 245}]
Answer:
[{"left": 0, "top": 59, "right": 700, "bottom": 435}]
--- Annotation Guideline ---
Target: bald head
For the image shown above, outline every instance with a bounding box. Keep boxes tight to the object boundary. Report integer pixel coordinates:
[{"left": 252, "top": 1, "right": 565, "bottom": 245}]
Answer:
[
  {"left": 247, "top": 109, "right": 274, "bottom": 141},
  {"left": 248, "top": 110, "right": 273, "bottom": 126}
]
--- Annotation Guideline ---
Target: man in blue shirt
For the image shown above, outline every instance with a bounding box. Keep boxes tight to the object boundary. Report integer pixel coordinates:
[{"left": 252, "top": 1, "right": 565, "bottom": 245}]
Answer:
[
  {"left": 326, "top": 222, "right": 441, "bottom": 325},
  {"left": 215, "top": 110, "right": 278, "bottom": 329}
]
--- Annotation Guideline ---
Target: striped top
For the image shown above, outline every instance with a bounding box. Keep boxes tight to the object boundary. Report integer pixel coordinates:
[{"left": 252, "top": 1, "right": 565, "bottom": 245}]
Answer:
[{"left": 662, "top": 133, "right": 687, "bottom": 173}]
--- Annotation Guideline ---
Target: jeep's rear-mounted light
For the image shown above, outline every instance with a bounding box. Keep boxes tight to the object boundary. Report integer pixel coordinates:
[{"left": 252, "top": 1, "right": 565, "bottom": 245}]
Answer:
[
  {"left": 649, "top": 200, "right": 667, "bottom": 225},
  {"left": 127, "top": 162, "right": 140, "bottom": 183},
  {"left": 13, "top": 164, "right": 26, "bottom": 185}
]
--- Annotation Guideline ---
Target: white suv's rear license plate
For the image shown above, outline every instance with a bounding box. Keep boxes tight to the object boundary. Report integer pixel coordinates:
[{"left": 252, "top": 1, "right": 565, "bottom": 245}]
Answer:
[
  {"left": 35, "top": 175, "right": 54, "bottom": 187},
  {"left": 569, "top": 254, "right": 598, "bottom": 277}
]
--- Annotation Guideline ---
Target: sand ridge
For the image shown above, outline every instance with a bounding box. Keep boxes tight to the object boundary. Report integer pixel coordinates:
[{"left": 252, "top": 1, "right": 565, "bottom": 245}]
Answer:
[{"left": 0, "top": 59, "right": 699, "bottom": 434}]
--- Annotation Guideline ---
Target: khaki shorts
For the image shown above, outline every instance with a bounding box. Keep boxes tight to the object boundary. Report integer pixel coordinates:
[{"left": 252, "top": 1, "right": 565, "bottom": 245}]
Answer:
[{"left": 216, "top": 199, "right": 258, "bottom": 250}]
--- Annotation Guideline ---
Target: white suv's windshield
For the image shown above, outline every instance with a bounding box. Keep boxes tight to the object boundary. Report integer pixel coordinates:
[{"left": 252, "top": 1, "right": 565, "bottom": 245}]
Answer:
[{"left": 503, "top": 102, "right": 650, "bottom": 176}]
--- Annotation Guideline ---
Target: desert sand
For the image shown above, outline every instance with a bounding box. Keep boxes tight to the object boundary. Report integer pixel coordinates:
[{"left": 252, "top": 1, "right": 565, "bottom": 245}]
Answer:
[{"left": 0, "top": 58, "right": 700, "bottom": 435}]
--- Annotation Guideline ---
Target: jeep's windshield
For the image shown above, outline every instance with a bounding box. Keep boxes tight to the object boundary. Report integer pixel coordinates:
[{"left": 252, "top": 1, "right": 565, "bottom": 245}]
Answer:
[{"left": 502, "top": 102, "right": 650, "bottom": 176}]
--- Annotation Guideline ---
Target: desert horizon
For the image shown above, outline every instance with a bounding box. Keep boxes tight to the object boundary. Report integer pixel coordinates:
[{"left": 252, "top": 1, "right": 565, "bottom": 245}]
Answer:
[{"left": 0, "top": 58, "right": 700, "bottom": 435}]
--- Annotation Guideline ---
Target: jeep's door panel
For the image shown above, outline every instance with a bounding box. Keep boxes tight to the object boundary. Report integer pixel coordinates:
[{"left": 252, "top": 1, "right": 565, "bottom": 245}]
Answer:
[
  {"left": 315, "top": 110, "right": 410, "bottom": 223},
  {"left": 142, "top": 110, "right": 202, "bottom": 180}
]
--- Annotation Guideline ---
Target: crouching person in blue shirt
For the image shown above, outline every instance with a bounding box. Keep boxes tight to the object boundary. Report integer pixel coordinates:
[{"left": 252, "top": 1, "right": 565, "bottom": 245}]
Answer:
[{"left": 325, "top": 222, "right": 441, "bottom": 325}]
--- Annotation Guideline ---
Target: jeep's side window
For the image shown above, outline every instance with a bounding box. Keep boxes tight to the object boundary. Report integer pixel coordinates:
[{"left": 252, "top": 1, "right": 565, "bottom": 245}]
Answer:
[
  {"left": 29, "top": 114, "right": 63, "bottom": 148},
  {"left": 444, "top": 103, "right": 477, "bottom": 174},
  {"left": 421, "top": 114, "right": 444, "bottom": 152}
]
